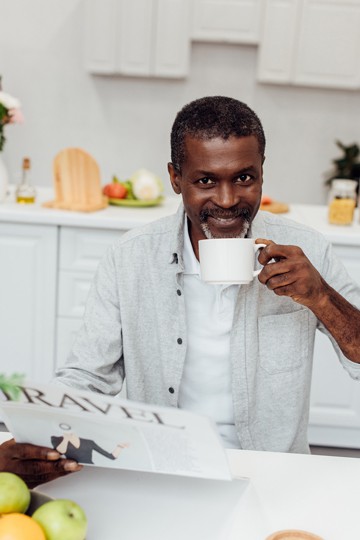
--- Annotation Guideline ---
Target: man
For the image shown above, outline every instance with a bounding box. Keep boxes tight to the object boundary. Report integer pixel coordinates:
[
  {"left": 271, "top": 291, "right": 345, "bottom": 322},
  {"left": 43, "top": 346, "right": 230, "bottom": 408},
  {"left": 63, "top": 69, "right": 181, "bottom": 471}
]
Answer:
[{"left": 1, "top": 96, "right": 360, "bottom": 487}]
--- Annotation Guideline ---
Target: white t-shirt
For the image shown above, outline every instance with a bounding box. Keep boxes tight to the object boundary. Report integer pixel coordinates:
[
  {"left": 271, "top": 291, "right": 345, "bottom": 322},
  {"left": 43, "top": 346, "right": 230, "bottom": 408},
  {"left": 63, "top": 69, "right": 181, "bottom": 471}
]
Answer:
[{"left": 178, "top": 217, "right": 241, "bottom": 449}]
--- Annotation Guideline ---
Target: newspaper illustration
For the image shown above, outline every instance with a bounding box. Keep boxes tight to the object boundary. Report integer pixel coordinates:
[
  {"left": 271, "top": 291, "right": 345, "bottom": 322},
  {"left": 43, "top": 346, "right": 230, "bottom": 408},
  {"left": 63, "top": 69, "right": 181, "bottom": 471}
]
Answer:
[{"left": 0, "top": 382, "right": 232, "bottom": 481}]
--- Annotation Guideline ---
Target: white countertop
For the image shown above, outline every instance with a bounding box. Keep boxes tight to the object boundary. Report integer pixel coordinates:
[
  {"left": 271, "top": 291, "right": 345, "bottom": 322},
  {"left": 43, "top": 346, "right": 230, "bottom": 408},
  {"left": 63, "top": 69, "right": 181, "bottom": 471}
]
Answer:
[
  {"left": 0, "top": 432, "right": 358, "bottom": 539},
  {"left": 0, "top": 187, "right": 182, "bottom": 230},
  {"left": 1, "top": 187, "right": 360, "bottom": 245}
]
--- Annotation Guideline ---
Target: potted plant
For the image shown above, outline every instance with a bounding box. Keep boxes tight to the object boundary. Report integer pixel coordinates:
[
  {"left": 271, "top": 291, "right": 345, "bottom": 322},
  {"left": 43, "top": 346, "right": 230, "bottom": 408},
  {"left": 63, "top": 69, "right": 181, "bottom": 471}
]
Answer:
[{"left": 325, "top": 140, "right": 360, "bottom": 196}]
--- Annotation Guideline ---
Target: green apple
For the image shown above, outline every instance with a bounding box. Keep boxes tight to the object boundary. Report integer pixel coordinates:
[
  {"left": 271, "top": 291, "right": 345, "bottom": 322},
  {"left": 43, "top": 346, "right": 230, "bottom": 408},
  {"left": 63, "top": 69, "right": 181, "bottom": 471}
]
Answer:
[
  {"left": 32, "top": 499, "right": 87, "bottom": 540},
  {"left": 0, "top": 471, "right": 30, "bottom": 513}
]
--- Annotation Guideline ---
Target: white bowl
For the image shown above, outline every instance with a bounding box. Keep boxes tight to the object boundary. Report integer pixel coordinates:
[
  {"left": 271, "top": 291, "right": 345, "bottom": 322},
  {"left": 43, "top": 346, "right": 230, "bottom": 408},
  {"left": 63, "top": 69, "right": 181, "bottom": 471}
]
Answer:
[{"left": 26, "top": 490, "right": 54, "bottom": 516}]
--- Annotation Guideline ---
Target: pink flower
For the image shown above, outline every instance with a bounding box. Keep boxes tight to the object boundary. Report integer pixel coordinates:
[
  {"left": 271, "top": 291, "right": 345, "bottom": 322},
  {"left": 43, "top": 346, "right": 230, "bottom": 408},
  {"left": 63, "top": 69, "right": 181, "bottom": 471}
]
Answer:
[{"left": 8, "top": 108, "right": 24, "bottom": 124}]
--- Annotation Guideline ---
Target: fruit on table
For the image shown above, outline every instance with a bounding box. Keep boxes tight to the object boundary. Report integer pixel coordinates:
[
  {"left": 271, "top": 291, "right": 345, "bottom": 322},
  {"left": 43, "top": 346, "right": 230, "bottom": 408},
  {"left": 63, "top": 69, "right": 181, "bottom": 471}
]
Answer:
[
  {"left": 260, "top": 195, "right": 273, "bottom": 205},
  {"left": 0, "top": 513, "right": 46, "bottom": 540},
  {"left": 0, "top": 472, "right": 87, "bottom": 540},
  {"left": 106, "top": 169, "right": 164, "bottom": 202},
  {"left": 0, "top": 471, "right": 31, "bottom": 514},
  {"left": 129, "top": 168, "right": 163, "bottom": 201},
  {"left": 32, "top": 499, "right": 87, "bottom": 540},
  {"left": 103, "top": 178, "right": 128, "bottom": 199}
]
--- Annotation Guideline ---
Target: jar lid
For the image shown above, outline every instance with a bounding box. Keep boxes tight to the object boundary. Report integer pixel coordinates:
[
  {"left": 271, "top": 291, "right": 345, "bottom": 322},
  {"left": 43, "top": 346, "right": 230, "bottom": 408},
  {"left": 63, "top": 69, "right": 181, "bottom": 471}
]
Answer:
[
  {"left": 331, "top": 179, "right": 357, "bottom": 191},
  {"left": 266, "top": 530, "right": 324, "bottom": 540}
]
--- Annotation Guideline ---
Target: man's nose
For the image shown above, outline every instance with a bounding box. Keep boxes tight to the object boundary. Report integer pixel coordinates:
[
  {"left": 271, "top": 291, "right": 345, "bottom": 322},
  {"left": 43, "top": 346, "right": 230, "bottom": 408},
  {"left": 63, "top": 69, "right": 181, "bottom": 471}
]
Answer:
[{"left": 215, "top": 183, "right": 238, "bottom": 208}]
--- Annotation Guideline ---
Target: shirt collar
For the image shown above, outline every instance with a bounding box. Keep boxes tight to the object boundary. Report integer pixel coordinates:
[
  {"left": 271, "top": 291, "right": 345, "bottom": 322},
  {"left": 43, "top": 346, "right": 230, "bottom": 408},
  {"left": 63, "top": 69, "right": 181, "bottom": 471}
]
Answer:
[{"left": 183, "top": 215, "right": 200, "bottom": 275}]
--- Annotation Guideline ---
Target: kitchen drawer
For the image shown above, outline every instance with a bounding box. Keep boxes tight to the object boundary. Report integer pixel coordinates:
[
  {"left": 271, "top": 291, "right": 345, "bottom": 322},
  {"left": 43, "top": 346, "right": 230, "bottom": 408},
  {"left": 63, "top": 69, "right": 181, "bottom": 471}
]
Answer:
[
  {"left": 333, "top": 244, "right": 360, "bottom": 285},
  {"left": 60, "top": 227, "right": 123, "bottom": 271},
  {"left": 58, "top": 271, "right": 94, "bottom": 317}
]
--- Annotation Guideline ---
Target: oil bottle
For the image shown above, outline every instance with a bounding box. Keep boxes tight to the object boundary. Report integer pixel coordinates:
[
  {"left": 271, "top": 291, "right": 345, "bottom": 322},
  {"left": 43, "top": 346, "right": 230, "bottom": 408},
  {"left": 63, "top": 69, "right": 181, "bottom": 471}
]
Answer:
[{"left": 16, "top": 157, "right": 36, "bottom": 204}]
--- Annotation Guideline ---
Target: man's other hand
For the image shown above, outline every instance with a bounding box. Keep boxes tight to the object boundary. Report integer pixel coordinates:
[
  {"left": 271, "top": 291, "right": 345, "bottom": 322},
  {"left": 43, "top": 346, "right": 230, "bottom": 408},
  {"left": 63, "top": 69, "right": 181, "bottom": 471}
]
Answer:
[{"left": 0, "top": 439, "right": 82, "bottom": 488}]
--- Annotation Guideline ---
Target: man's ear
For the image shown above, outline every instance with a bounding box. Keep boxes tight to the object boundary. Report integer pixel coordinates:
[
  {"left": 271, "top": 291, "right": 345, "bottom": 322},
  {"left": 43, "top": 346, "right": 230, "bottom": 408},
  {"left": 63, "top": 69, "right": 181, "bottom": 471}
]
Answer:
[{"left": 168, "top": 162, "right": 181, "bottom": 195}]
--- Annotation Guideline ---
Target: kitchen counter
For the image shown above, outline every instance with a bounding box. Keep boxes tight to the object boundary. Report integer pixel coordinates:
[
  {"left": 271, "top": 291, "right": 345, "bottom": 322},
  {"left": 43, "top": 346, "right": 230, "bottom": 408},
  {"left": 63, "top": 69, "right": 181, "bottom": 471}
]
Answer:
[
  {"left": 286, "top": 204, "right": 360, "bottom": 246},
  {"left": 0, "top": 187, "right": 182, "bottom": 230},
  {"left": 0, "top": 187, "right": 360, "bottom": 244}
]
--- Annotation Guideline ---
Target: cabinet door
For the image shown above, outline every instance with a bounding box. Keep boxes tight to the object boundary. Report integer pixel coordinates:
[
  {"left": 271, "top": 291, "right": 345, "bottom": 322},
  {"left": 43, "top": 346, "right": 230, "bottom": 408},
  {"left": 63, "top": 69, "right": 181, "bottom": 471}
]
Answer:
[
  {"left": 257, "top": 0, "right": 301, "bottom": 83},
  {"left": 0, "top": 223, "right": 57, "bottom": 382},
  {"left": 258, "top": 0, "right": 360, "bottom": 89},
  {"left": 154, "top": 0, "right": 191, "bottom": 77},
  {"left": 191, "top": 0, "right": 264, "bottom": 44},
  {"left": 84, "top": 0, "right": 190, "bottom": 78},
  {"left": 56, "top": 227, "right": 122, "bottom": 368},
  {"left": 294, "top": 0, "right": 360, "bottom": 89},
  {"left": 59, "top": 227, "right": 122, "bottom": 272},
  {"left": 308, "top": 244, "right": 360, "bottom": 448},
  {"left": 117, "top": 0, "right": 154, "bottom": 76},
  {"left": 83, "top": 0, "right": 119, "bottom": 74}
]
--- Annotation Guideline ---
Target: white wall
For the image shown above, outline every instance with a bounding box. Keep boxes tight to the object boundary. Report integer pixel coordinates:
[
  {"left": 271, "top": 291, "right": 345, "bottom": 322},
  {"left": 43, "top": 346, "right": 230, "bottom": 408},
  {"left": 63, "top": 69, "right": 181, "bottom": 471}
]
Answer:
[{"left": 1, "top": 0, "right": 359, "bottom": 204}]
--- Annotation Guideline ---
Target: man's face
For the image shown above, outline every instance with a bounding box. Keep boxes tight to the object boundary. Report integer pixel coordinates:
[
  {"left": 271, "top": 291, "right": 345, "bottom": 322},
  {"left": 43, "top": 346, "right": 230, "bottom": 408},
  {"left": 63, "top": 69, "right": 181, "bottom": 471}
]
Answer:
[{"left": 168, "top": 135, "right": 264, "bottom": 258}]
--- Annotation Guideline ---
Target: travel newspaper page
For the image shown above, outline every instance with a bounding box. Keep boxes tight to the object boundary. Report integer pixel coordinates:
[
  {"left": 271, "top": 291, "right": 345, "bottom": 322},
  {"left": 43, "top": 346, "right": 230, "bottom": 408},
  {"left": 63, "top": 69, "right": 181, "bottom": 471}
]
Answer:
[{"left": 0, "top": 382, "right": 232, "bottom": 481}]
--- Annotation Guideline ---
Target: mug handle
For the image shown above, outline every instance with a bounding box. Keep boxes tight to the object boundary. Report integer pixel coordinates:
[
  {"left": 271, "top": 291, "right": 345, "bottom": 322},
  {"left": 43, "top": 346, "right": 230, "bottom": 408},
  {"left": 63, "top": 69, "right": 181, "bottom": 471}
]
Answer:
[{"left": 253, "top": 243, "right": 267, "bottom": 277}]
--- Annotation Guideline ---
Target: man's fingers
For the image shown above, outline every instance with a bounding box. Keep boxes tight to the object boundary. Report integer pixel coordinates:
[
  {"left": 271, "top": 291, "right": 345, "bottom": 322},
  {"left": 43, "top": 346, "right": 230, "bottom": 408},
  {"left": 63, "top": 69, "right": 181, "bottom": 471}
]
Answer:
[
  {"left": 257, "top": 240, "right": 303, "bottom": 266},
  {"left": 0, "top": 439, "right": 82, "bottom": 488},
  {"left": 1, "top": 440, "right": 60, "bottom": 461},
  {"left": 10, "top": 459, "right": 83, "bottom": 489}
]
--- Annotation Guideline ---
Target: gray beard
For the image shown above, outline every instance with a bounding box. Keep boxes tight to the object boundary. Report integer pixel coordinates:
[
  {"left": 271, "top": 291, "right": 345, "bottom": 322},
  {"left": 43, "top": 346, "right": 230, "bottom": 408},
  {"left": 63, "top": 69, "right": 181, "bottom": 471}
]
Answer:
[
  {"left": 199, "top": 207, "right": 251, "bottom": 239},
  {"left": 200, "top": 221, "right": 250, "bottom": 239}
]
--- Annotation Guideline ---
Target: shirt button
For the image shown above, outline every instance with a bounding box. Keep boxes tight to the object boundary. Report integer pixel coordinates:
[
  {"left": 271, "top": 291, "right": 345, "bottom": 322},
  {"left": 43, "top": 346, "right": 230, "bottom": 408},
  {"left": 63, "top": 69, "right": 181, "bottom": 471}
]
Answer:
[
  {"left": 169, "top": 387, "right": 175, "bottom": 394},
  {"left": 176, "top": 289, "right": 182, "bottom": 296},
  {"left": 177, "top": 338, "right": 182, "bottom": 344}
]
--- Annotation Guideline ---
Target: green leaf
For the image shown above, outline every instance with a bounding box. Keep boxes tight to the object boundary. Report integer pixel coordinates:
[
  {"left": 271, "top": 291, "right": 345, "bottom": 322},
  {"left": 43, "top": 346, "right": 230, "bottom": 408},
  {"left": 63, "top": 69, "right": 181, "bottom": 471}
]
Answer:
[{"left": 0, "top": 373, "right": 25, "bottom": 401}]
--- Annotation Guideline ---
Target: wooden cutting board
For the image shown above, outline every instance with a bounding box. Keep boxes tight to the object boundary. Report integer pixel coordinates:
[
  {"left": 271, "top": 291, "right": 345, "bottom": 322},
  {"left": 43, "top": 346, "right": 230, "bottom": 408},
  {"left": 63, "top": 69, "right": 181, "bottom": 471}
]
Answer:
[
  {"left": 43, "top": 148, "right": 108, "bottom": 212},
  {"left": 260, "top": 201, "right": 289, "bottom": 214},
  {"left": 266, "top": 531, "right": 323, "bottom": 540}
]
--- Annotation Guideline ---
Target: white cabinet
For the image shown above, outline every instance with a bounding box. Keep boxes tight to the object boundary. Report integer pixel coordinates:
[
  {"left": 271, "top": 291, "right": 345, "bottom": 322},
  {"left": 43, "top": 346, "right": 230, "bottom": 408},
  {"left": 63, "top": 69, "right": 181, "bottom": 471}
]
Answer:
[
  {"left": 84, "top": 0, "right": 191, "bottom": 78},
  {"left": 191, "top": 0, "right": 264, "bottom": 44},
  {"left": 309, "top": 243, "right": 360, "bottom": 448},
  {"left": 0, "top": 223, "right": 57, "bottom": 382},
  {"left": 257, "top": 0, "right": 360, "bottom": 89},
  {"left": 55, "top": 227, "right": 123, "bottom": 368}
]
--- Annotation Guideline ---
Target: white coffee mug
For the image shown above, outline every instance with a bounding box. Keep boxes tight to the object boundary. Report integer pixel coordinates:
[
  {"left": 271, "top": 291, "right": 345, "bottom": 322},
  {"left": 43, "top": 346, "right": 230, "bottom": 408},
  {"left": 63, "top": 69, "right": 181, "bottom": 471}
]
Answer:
[{"left": 198, "top": 238, "right": 266, "bottom": 285}]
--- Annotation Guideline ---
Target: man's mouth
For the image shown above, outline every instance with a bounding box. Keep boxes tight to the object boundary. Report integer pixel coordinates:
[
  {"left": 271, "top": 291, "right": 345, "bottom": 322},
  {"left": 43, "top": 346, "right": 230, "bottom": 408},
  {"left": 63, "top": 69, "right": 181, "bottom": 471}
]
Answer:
[{"left": 199, "top": 208, "right": 251, "bottom": 238}]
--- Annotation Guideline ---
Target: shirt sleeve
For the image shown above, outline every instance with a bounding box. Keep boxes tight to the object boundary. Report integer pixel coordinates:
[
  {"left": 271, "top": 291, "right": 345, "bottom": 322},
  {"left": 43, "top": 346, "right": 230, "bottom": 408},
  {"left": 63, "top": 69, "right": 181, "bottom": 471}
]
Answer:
[
  {"left": 316, "top": 237, "right": 360, "bottom": 377},
  {"left": 55, "top": 244, "right": 125, "bottom": 395}
]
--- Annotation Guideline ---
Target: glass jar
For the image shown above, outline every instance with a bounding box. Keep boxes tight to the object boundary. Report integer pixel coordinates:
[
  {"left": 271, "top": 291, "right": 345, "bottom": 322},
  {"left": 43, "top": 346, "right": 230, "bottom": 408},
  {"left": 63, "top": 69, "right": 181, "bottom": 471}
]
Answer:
[{"left": 328, "top": 179, "right": 357, "bottom": 225}]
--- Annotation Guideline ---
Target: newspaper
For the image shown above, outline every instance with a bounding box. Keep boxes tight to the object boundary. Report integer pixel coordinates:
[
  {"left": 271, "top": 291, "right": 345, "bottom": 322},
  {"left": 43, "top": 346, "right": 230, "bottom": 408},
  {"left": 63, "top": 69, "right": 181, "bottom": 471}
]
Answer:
[{"left": 0, "top": 382, "right": 232, "bottom": 481}]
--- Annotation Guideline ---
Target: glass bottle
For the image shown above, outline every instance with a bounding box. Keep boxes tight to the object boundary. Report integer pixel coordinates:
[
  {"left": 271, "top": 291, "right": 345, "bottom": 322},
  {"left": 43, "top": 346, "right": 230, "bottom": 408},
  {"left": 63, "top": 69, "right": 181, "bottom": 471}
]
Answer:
[
  {"left": 15, "top": 157, "right": 36, "bottom": 204},
  {"left": 328, "top": 179, "right": 357, "bottom": 225}
]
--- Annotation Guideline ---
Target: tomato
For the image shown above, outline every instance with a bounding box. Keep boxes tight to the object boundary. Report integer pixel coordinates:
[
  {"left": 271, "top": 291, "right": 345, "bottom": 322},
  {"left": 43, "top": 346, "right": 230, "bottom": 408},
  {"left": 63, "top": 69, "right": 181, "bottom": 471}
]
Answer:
[
  {"left": 261, "top": 195, "right": 273, "bottom": 205},
  {"left": 103, "top": 183, "right": 128, "bottom": 199}
]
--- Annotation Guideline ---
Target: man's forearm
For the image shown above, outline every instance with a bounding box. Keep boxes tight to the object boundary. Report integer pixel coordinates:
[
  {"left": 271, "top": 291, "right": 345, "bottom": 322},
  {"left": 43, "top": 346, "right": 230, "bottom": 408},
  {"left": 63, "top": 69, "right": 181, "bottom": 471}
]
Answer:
[{"left": 311, "top": 280, "right": 360, "bottom": 364}]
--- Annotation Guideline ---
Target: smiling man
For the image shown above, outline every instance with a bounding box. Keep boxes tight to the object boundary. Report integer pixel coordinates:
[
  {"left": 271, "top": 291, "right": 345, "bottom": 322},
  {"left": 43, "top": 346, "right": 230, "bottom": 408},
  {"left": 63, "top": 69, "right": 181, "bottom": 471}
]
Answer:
[{"left": 1, "top": 96, "right": 360, "bottom": 487}]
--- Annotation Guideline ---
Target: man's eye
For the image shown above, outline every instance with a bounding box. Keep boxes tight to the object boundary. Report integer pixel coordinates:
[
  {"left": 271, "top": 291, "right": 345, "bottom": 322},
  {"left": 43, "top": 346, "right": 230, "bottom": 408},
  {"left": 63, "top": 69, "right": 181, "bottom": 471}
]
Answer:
[
  {"left": 198, "top": 177, "right": 215, "bottom": 185},
  {"left": 236, "top": 174, "right": 252, "bottom": 183}
]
